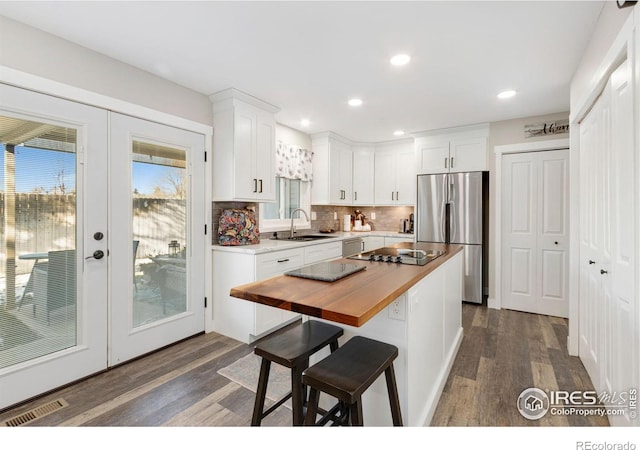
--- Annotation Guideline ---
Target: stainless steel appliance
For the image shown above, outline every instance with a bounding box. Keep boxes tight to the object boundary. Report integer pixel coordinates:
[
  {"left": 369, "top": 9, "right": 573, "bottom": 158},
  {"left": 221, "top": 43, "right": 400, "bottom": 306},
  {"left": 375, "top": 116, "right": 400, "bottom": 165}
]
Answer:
[
  {"left": 342, "top": 237, "right": 364, "bottom": 257},
  {"left": 417, "top": 172, "right": 485, "bottom": 303},
  {"left": 347, "top": 247, "right": 445, "bottom": 266}
]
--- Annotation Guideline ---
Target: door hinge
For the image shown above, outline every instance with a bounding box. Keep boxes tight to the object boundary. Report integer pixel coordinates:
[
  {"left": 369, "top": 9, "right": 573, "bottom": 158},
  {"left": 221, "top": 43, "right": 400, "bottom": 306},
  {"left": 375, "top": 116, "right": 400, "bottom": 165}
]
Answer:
[
  {"left": 204, "top": 151, "right": 207, "bottom": 162},
  {"left": 204, "top": 297, "right": 208, "bottom": 308}
]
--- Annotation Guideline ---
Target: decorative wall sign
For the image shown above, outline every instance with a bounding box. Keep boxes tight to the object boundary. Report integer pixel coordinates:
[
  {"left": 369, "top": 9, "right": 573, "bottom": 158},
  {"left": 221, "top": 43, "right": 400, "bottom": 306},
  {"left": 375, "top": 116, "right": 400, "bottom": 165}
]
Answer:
[{"left": 524, "top": 119, "right": 569, "bottom": 138}]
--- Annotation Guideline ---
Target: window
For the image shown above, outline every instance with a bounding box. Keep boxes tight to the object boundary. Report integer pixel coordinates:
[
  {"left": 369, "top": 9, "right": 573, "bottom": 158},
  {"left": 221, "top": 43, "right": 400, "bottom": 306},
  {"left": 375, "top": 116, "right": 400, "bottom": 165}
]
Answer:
[{"left": 259, "top": 176, "right": 311, "bottom": 233}]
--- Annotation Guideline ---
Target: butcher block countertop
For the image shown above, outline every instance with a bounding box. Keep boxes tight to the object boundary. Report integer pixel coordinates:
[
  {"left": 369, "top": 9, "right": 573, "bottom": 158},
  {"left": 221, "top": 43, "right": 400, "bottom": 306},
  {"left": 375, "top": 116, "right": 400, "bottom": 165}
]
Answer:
[{"left": 230, "top": 242, "right": 462, "bottom": 327}]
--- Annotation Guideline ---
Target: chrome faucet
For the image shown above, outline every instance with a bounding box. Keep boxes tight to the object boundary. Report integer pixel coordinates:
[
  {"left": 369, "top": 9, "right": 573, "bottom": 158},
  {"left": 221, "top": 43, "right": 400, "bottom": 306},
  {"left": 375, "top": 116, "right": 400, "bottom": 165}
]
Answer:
[{"left": 290, "top": 208, "right": 309, "bottom": 237}]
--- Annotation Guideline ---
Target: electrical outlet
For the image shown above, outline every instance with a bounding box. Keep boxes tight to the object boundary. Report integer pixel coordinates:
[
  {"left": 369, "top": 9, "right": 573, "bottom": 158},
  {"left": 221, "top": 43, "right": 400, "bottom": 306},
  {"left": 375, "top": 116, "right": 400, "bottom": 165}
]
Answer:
[
  {"left": 371, "top": 212, "right": 376, "bottom": 220},
  {"left": 311, "top": 211, "right": 317, "bottom": 220},
  {"left": 388, "top": 297, "right": 406, "bottom": 321},
  {"left": 333, "top": 211, "right": 337, "bottom": 220}
]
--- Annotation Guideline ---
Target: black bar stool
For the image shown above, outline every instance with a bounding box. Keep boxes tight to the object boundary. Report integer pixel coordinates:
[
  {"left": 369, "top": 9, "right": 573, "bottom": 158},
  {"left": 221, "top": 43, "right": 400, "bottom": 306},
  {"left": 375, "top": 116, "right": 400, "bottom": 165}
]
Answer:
[
  {"left": 302, "top": 336, "right": 403, "bottom": 426},
  {"left": 251, "top": 320, "right": 343, "bottom": 426}
]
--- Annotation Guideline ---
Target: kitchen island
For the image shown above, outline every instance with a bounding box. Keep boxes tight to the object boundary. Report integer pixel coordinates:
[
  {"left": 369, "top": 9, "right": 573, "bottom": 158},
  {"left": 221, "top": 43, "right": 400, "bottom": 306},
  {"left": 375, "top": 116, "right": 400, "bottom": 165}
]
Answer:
[{"left": 230, "top": 242, "right": 464, "bottom": 426}]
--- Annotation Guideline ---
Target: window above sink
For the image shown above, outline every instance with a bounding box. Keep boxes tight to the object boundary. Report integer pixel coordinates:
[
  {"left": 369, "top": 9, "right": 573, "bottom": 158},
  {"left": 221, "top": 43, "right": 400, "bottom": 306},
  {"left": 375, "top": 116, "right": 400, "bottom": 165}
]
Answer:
[{"left": 259, "top": 176, "right": 311, "bottom": 233}]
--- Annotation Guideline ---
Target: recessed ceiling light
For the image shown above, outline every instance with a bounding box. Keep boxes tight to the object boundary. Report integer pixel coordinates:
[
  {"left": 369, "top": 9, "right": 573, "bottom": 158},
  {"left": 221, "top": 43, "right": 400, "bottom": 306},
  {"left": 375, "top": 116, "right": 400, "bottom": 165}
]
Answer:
[
  {"left": 390, "top": 54, "right": 411, "bottom": 66},
  {"left": 348, "top": 98, "right": 363, "bottom": 107},
  {"left": 497, "top": 90, "right": 517, "bottom": 99},
  {"left": 393, "top": 130, "right": 405, "bottom": 136},
  {"left": 300, "top": 119, "right": 310, "bottom": 127}
]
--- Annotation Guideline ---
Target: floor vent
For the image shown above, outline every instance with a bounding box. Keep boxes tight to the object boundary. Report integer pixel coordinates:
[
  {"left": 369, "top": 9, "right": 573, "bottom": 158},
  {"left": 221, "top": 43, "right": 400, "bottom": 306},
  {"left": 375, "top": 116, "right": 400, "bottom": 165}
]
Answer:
[{"left": 0, "top": 398, "right": 68, "bottom": 427}]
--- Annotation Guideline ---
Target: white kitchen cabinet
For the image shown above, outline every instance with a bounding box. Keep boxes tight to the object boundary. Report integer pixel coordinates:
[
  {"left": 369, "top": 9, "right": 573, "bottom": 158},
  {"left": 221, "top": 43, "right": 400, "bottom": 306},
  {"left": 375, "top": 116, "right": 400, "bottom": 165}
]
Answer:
[
  {"left": 352, "top": 146, "right": 375, "bottom": 205},
  {"left": 374, "top": 141, "right": 416, "bottom": 206},
  {"left": 362, "top": 236, "right": 384, "bottom": 252},
  {"left": 415, "top": 123, "right": 489, "bottom": 174},
  {"left": 212, "top": 240, "right": 342, "bottom": 343},
  {"left": 384, "top": 236, "right": 414, "bottom": 246},
  {"left": 311, "top": 132, "right": 353, "bottom": 205},
  {"left": 210, "top": 88, "right": 279, "bottom": 201}
]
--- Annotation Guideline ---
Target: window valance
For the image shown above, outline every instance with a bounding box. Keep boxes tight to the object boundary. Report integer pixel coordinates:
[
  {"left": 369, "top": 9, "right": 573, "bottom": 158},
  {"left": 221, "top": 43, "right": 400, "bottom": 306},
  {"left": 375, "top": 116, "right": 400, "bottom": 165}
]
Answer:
[{"left": 275, "top": 141, "right": 313, "bottom": 182}]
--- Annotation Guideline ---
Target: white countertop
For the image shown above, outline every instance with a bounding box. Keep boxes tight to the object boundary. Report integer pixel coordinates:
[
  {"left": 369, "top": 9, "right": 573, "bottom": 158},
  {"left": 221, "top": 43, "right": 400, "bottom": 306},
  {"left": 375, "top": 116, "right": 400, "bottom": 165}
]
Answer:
[{"left": 211, "top": 230, "right": 415, "bottom": 254}]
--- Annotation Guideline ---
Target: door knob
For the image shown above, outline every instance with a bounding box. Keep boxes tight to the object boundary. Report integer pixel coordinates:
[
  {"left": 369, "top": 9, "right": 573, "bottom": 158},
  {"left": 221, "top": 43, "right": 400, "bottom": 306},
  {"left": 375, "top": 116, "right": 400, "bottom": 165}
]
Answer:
[
  {"left": 588, "top": 260, "right": 596, "bottom": 264},
  {"left": 86, "top": 250, "right": 105, "bottom": 260},
  {"left": 600, "top": 269, "right": 608, "bottom": 275}
]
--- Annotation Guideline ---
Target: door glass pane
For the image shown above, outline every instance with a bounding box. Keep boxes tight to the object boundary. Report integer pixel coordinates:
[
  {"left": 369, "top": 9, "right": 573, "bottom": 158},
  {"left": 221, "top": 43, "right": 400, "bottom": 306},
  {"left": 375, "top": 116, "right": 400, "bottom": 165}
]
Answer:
[
  {"left": 132, "top": 141, "right": 187, "bottom": 327},
  {"left": 0, "top": 116, "right": 77, "bottom": 369}
]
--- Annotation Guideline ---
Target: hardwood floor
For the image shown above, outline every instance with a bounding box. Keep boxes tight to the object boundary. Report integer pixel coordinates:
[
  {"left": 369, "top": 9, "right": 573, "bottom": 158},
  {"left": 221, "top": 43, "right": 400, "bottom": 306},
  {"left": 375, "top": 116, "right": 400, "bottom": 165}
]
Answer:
[
  {"left": 0, "top": 304, "right": 607, "bottom": 427},
  {"left": 431, "top": 303, "right": 608, "bottom": 426}
]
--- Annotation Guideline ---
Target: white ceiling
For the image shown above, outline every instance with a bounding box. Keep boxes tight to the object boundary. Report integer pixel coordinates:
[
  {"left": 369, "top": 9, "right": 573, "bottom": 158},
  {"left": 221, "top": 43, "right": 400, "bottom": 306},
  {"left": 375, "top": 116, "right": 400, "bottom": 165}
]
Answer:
[{"left": 0, "top": 1, "right": 604, "bottom": 143}]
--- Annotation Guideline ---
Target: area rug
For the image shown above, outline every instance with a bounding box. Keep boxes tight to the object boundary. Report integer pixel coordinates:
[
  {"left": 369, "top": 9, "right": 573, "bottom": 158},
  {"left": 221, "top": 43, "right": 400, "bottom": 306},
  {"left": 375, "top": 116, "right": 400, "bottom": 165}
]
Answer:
[
  {"left": 218, "top": 353, "right": 292, "bottom": 409},
  {"left": 0, "top": 310, "right": 42, "bottom": 351}
]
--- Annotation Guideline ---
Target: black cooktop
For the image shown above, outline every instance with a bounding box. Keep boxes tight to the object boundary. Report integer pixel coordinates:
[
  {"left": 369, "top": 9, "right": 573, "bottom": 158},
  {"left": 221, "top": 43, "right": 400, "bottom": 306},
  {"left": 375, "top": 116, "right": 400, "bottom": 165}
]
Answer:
[{"left": 347, "top": 247, "right": 445, "bottom": 266}]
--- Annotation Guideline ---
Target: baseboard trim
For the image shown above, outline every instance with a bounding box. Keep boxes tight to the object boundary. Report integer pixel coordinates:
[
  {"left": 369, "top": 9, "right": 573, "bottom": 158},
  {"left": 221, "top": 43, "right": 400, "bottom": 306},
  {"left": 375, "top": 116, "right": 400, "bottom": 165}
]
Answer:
[{"left": 487, "top": 296, "right": 500, "bottom": 310}]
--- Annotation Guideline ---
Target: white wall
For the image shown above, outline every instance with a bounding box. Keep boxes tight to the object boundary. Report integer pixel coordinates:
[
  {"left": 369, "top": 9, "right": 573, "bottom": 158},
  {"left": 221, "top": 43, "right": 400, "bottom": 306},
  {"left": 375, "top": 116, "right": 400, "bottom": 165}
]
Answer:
[
  {"left": 276, "top": 123, "right": 311, "bottom": 149},
  {"left": 0, "top": 15, "right": 212, "bottom": 126},
  {"left": 570, "top": 2, "right": 632, "bottom": 113}
]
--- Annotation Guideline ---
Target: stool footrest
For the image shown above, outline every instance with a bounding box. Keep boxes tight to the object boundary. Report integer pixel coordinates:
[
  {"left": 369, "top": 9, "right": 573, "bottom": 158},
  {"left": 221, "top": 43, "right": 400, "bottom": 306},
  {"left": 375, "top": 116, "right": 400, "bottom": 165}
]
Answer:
[{"left": 260, "top": 391, "right": 292, "bottom": 420}]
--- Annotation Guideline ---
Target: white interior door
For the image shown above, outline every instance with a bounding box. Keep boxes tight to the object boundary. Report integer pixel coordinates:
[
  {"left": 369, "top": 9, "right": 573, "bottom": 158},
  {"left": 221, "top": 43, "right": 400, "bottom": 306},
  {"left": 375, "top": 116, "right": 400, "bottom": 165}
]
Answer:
[
  {"left": 109, "top": 113, "right": 205, "bottom": 365},
  {"left": 502, "top": 149, "right": 569, "bottom": 317},
  {"left": 0, "top": 84, "right": 108, "bottom": 409}
]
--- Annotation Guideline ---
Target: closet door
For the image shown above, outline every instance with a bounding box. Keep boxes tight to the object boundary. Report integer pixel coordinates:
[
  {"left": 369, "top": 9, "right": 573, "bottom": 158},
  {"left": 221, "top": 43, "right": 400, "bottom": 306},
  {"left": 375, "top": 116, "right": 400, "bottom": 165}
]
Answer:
[
  {"left": 501, "top": 149, "right": 569, "bottom": 317},
  {"left": 608, "top": 60, "right": 636, "bottom": 427}
]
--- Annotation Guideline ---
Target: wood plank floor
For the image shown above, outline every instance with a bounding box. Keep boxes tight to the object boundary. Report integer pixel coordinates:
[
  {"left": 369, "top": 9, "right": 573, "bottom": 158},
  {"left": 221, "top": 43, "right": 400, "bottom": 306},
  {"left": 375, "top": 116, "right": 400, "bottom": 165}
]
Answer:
[{"left": 0, "top": 304, "right": 607, "bottom": 427}]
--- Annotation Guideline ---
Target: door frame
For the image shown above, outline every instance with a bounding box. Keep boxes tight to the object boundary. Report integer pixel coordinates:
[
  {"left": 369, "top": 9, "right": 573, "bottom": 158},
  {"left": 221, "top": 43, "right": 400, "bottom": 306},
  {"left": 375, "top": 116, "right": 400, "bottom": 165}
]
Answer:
[
  {"left": 0, "top": 66, "right": 214, "bottom": 335},
  {"left": 492, "top": 138, "right": 570, "bottom": 313}
]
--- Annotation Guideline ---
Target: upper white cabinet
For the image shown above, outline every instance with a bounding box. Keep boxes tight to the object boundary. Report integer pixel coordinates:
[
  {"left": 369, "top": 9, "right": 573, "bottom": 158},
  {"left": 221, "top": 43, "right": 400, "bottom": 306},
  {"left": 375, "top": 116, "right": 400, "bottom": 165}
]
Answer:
[
  {"left": 352, "top": 145, "right": 375, "bottom": 205},
  {"left": 311, "top": 132, "right": 353, "bottom": 205},
  {"left": 415, "top": 123, "right": 489, "bottom": 174},
  {"left": 210, "top": 88, "right": 279, "bottom": 201},
  {"left": 374, "top": 141, "right": 416, "bottom": 206}
]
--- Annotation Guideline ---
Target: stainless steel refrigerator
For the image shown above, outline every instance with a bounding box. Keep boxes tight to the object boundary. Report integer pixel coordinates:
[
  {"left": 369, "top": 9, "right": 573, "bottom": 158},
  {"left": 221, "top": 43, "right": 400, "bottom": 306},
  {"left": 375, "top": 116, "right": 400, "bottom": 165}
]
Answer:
[{"left": 417, "top": 172, "right": 485, "bottom": 304}]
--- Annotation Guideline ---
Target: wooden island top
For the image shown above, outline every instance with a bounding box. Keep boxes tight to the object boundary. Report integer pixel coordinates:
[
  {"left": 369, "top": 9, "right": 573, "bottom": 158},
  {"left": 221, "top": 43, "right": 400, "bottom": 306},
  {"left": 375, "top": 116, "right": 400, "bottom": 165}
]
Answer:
[{"left": 230, "top": 242, "right": 462, "bottom": 327}]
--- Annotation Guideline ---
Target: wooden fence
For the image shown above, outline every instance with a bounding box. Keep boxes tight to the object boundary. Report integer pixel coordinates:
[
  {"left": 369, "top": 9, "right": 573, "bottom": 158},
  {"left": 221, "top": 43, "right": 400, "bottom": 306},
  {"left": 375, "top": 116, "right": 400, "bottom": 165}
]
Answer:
[{"left": 1, "top": 193, "right": 185, "bottom": 275}]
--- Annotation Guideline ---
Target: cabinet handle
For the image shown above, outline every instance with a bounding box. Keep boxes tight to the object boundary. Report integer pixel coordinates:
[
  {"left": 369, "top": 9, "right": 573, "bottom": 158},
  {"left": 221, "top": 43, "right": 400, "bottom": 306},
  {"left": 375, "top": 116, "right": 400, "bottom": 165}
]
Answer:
[
  {"left": 444, "top": 157, "right": 448, "bottom": 169},
  {"left": 600, "top": 269, "right": 608, "bottom": 275},
  {"left": 588, "top": 260, "right": 596, "bottom": 264},
  {"left": 259, "top": 179, "right": 263, "bottom": 193},
  {"left": 253, "top": 178, "right": 257, "bottom": 193},
  {"left": 354, "top": 191, "right": 357, "bottom": 201},
  {"left": 396, "top": 191, "right": 399, "bottom": 201},
  {"left": 277, "top": 258, "right": 290, "bottom": 263},
  {"left": 450, "top": 157, "right": 454, "bottom": 168},
  {"left": 361, "top": 241, "right": 365, "bottom": 252},
  {"left": 392, "top": 191, "right": 394, "bottom": 201}
]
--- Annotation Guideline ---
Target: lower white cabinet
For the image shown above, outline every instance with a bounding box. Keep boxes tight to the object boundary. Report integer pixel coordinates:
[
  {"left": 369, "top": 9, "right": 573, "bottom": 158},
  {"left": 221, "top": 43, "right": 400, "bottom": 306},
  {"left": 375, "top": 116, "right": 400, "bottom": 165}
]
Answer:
[
  {"left": 362, "top": 236, "right": 384, "bottom": 252},
  {"left": 212, "top": 241, "right": 342, "bottom": 343},
  {"left": 384, "top": 236, "right": 415, "bottom": 246}
]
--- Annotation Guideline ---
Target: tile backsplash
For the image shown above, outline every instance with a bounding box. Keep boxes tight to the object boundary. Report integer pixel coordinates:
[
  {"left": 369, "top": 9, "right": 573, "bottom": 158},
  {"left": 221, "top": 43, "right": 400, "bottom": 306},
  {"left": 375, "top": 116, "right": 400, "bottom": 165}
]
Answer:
[
  {"left": 310, "top": 205, "right": 414, "bottom": 233},
  {"left": 212, "top": 201, "right": 414, "bottom": 244}
]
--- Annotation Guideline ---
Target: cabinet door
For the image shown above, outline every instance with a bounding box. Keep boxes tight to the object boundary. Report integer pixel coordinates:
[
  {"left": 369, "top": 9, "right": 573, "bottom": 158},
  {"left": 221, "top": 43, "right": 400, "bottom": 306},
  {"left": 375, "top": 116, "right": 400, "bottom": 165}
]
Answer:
[
  {"left": 417, "top": 140, "right": 450, "bottom": 174},
  {"left": 363, "top": 236, "right": 385, "bottom": 252},
  {"left": 449, "top": 137, "right": 487, "bottom": 172},
  {"left": 255, "top": 110, "right": 276, "bottom": 201},
  {"left": 233, "top": 106, "right": 257, "bottom": 199},
  {"left": 352, "top": 149, "right": 374, "bottom": 205},
  {"left": 395, "top": 149, "right": 417, "bottom": 205},
  {"left": 330, "top": 141, "right": 352, "bottom": 204},
  {"left": 374, "top": 152, "right": 397, "bottom": 205}
]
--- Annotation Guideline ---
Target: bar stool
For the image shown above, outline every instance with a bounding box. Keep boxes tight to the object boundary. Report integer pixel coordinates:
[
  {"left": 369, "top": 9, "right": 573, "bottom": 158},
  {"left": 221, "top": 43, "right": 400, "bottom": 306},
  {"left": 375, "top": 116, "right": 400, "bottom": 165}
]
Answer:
[
  {"left": 251, "top": 320, "right": 343, "bottom": 426},
  {"left": 302, "top": 336, "right": 403, "bottom": 426}
]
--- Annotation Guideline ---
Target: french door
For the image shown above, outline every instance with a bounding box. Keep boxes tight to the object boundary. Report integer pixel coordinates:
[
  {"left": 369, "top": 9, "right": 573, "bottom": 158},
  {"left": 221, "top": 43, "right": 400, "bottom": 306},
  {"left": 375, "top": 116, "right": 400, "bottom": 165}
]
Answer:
[
  {"left": 109, "top": 113, "right": 205, "bottom": 365},
  {"left": 0, "top": 85, "right": 205, "bottom": 409},
  {"left": 0, "top": 84, "right": 108, "bottom": 409}
]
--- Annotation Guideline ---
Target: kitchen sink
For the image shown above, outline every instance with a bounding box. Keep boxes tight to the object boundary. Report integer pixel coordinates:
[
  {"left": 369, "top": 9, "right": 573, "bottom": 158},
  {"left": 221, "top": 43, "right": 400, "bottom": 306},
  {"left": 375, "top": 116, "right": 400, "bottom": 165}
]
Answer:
[{"left": 286, "top": 235, "right": 336, "bottom": 241}]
